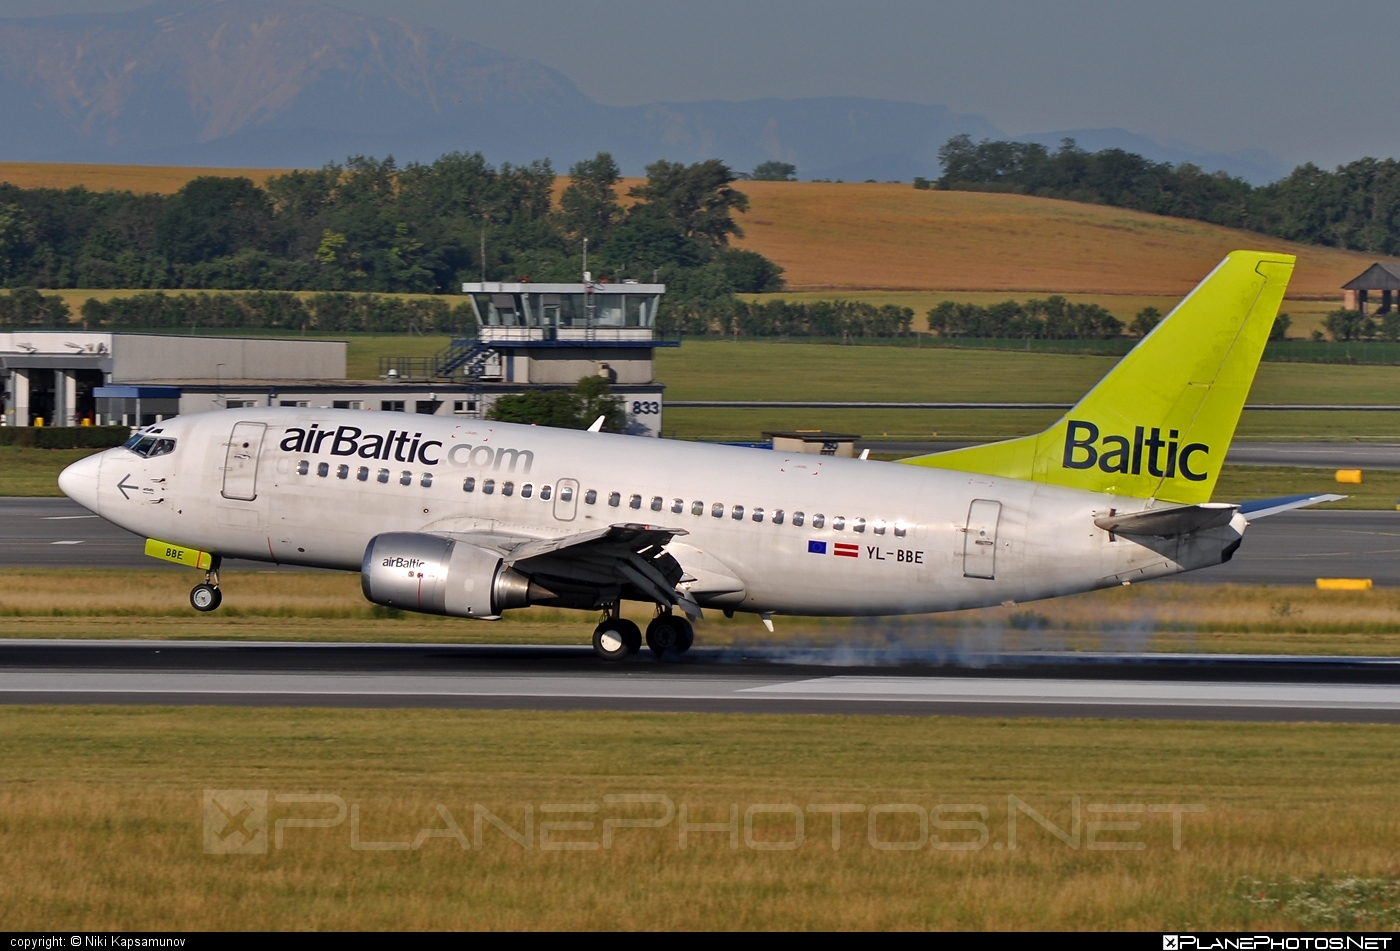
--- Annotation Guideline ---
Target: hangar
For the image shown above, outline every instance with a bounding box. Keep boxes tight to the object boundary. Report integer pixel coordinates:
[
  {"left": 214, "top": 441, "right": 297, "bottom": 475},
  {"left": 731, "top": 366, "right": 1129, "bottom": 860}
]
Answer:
[{"left": 0, "top": 282, "right": 670, "bottom": 435}]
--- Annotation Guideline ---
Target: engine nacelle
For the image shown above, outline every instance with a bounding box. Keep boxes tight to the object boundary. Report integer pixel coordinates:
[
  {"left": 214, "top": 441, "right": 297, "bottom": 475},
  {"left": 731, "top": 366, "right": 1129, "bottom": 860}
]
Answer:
[{"left": 361, "top": 533, "right": 534, "bottom": 618}]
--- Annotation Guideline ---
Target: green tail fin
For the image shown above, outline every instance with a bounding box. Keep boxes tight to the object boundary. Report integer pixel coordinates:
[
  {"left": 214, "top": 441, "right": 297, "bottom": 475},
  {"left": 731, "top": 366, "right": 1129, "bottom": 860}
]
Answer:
[{"left": 901, "top": 250, "right": 1295, "bottom": 504}]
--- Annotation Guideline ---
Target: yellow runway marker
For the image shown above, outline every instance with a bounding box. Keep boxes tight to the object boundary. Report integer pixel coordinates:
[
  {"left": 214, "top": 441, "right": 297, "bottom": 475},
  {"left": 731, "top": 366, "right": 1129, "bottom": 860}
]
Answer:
[
  {"left": 1336, "top": 469, "right": 1363, "bottom": 484},
  {"left": 1316, "top": 577, "right": 1373, "bottom": 591}
]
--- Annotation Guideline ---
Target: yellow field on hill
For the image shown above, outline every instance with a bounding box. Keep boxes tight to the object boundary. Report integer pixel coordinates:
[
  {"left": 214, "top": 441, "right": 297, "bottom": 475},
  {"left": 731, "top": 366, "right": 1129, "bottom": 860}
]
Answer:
[
  {"left": 0, "top": 161, "right": 289, "bottom": 194},
  {"left": 731, "top": 181, "right": 1383, "bottom": 298}
]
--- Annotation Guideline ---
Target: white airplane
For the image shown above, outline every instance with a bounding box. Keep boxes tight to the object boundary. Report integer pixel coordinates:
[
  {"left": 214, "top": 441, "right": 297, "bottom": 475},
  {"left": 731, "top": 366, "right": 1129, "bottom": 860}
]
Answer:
[{"left": 59, "top": 251, "right": 1338, "bottom": 660}]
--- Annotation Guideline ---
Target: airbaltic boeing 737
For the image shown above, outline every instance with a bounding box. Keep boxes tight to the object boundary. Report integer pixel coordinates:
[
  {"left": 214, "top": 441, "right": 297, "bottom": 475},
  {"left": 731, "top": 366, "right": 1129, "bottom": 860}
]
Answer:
[{"left": 58, "top": 251, "right": 1338, "bottom": 659}]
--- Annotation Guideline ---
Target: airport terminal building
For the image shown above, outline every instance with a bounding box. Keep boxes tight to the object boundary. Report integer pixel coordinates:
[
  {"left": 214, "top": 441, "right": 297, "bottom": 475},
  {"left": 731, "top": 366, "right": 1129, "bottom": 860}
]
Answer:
[{"left": 0, "top": 282, "right": 670, "bottom": 436}]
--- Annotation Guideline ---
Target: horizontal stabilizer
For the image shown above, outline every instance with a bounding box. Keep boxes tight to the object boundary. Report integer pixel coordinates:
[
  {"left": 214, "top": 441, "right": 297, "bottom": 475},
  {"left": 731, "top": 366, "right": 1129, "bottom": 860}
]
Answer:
[
  {"left": 1238, "top": 493, "right": 1345, "bottom": 519},
  {"left": 1094, "top": 503, "right": 1238, "bottom": 537}
]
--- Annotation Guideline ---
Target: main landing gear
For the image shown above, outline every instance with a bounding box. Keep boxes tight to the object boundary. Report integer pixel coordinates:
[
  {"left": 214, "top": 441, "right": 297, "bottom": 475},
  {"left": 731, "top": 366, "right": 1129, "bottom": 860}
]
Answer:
[
  {"left": 592, "top": 607, "right": 641, "bottom": 661},
  {"left": 190, "top": 561, "right": 223, "bottom": 612},
  {"left": 591, "top": 605, "right": 695, "bottom": 662},
  {"left": 645, "top": 610, "right": 694, "bottom": 658}
]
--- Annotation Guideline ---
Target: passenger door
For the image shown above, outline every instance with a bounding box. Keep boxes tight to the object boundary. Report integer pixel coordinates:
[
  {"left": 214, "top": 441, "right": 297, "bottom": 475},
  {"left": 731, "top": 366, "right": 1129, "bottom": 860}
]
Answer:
[
  {"left": 553, "top": 479, "right": 579, "bottom": 521},
  {"left": 221, "top": 422, "right": 267, "bottom": 501},
  {"left": 963, "top": 499, "right": 1002, "bottom": 579}
]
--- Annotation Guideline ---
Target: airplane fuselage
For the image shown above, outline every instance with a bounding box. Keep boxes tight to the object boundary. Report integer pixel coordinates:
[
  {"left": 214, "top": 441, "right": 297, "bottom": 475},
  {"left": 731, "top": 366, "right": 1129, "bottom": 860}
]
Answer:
[{"left": 63, "top": 408, "right": 1244, "bottom": 617}]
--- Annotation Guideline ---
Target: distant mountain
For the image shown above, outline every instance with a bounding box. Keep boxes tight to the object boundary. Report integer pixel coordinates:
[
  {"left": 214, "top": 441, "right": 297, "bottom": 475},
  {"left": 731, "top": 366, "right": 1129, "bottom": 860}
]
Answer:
[
  {"left": 616, "top": 98, "right": 1002, "bottom": 183},
  {"left": 0, "top": 0, "right": 1287, "bottom": 186},
  {"left": 1014, "top": 128, "right": 1289, "bottom": 186},
  {"left": 0, "top": 0, "right": 593, "bottom": 164}
]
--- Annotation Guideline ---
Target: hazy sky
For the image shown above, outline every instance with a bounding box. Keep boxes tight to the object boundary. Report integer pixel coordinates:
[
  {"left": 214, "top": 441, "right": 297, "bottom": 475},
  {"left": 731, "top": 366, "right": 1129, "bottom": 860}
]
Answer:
[{"left": 2, "top": 0, "right": 1397, "bottom": 167}]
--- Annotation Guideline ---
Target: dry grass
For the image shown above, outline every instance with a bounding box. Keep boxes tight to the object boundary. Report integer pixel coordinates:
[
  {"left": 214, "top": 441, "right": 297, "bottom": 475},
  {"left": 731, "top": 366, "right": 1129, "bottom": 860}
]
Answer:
[
  {"left": 5, "top": 570, "right": 1400, "bottom": 655},
  {"left": 731, "top": 181, "right": 1383, "bottom": 297},
  {"left": 1, "top": 706, "right": 1399, "bottom": 929},
  {"left": 922, "top": 583, "right": 1400, "bottom": 656},
  {"left": 0, "top": 161, "right": 289, "bottom": 194},
  {"left": 0, "top": 569, "right": 603, "bottom": 644}
]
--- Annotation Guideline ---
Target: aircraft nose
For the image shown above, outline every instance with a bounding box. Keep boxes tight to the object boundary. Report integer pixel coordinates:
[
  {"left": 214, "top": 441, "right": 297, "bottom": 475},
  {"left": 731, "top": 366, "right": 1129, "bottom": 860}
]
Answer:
[{"left": 58, "top": 451, "right": 103, "bottom": 513}]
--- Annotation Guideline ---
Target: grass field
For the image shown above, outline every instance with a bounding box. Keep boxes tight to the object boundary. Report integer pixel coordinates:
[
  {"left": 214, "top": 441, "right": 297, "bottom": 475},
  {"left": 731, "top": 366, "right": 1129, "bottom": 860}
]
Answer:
[
  {"left": 7, "top": 570, "right": 1400, "bottom": 655},
  {"left": 0, "top": 446, "right": 105, "bottom": 496},
  {"left": 656, "top": 339, "right": 1400, "bottom": 405},
  {"left": 1213, "top": 465, "right": 1400, "bottom": 509},
  {"left": 2, "top": 705, "right": 1399, "bottom": 929}
]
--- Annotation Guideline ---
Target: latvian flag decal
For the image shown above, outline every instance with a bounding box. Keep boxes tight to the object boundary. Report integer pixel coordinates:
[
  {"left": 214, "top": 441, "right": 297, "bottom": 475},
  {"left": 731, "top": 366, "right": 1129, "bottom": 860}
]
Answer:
[{"left": 833, "top": 543, "right": 860, "bottom": 558}]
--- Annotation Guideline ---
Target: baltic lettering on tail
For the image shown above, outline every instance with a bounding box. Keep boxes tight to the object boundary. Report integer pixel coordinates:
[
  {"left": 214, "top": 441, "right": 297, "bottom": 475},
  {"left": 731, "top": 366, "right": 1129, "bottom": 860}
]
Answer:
[{"left": 1061, "top": 420, "right": 1209, "bottom": 481}]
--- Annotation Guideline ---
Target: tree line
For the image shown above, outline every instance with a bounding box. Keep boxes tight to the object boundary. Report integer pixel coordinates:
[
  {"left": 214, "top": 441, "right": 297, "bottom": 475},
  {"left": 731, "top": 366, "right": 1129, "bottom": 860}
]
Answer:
[
  {"left": 0, "top": 152, "right": 784, "bottom": 298},
  {"left": 0, "top": 285, "right": 1304, "bottom": 343},
  {"left": 1321, "top": 308, "right": 1400, "bottom": 342},
  {"left": 75, "top": 291, "right": 476, "bottom": 333},
  {"left": 659, "top": 298, "right": 916, "bottom": 337},
  {"left": 928, "top": 135, "right": 1400, "bottom": 255},
  {"left": 927, "top": 296, "right": 1127, "bottom": 339},
  {"left": 1, "top": 287, "right": 913, "bottom": 337}
]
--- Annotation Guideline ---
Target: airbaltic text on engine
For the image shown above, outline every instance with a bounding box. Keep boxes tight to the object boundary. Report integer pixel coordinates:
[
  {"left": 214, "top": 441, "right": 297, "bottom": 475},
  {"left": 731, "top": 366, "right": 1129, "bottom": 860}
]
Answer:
[
  {"left": 280, "top": 425, "right": 533, "bottom": 473},
  {"left": 1061, "top": 420, "right": 1209, "bottom": 481}
]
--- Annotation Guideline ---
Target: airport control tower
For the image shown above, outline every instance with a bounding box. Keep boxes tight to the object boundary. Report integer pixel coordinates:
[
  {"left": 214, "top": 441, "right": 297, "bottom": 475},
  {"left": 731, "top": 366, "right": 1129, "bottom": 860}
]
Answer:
[
  {"left": 458, "top": 280, "right": 672, "bottom": 386},
  {"left": 375, "top": 280, "right": 673, "bottom": 435}
]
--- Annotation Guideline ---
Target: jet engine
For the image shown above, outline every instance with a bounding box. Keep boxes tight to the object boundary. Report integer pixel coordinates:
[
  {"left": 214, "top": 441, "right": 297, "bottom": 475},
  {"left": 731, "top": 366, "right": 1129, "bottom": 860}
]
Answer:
[{"left": 361, "top": 532, "right": 542, "bottom": 618}]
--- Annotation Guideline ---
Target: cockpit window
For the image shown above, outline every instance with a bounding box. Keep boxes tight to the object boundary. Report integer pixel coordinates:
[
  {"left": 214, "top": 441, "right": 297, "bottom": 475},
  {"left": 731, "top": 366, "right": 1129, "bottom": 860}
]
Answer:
[{"left": 125, "top": 435, "right": 176, "bottom": 458}]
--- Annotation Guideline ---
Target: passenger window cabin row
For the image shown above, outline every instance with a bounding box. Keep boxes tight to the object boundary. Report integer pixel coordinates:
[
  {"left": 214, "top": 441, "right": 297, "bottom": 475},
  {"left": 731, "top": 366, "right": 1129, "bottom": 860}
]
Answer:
[
  {"left": 298, "top": 460, "right": 436, "bottom": 488},
  {"left": 295, "top": 462, "right": 906, "bottom": 536}
]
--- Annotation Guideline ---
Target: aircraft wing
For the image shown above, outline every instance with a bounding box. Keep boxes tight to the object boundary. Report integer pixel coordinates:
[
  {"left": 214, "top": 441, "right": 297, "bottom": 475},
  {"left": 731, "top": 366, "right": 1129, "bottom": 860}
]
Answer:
[{"left": 438, "top": 523, "right": 703, "bottom": 617}]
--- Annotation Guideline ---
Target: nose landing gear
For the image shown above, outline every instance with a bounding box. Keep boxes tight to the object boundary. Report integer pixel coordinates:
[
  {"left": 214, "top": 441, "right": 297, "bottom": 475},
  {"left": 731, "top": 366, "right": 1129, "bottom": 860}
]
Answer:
[{"left": 190, "top": 560, "right": 223, "bottom": 612}]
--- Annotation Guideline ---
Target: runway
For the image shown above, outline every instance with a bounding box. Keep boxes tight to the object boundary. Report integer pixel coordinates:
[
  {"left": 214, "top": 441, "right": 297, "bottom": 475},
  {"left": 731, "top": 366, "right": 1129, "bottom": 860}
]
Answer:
[
  {"left": 3, "top": 640, "right": 1399, "bottom": 721},
  {"left": 5, "top": 497, "right": 1397, "bottom": 585}
]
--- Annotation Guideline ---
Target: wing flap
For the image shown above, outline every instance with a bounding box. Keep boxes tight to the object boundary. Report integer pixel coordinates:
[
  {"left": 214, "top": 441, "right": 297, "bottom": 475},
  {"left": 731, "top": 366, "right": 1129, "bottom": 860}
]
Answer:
[{"left": 502, "top": 522, "right": 687, "bottom": 567}]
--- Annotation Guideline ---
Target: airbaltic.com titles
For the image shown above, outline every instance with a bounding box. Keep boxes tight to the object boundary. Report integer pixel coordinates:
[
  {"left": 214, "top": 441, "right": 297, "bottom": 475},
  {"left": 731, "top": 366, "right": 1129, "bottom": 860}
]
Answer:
[{"left": 280, "top": 424, "right": 533, "bottom": 472}]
